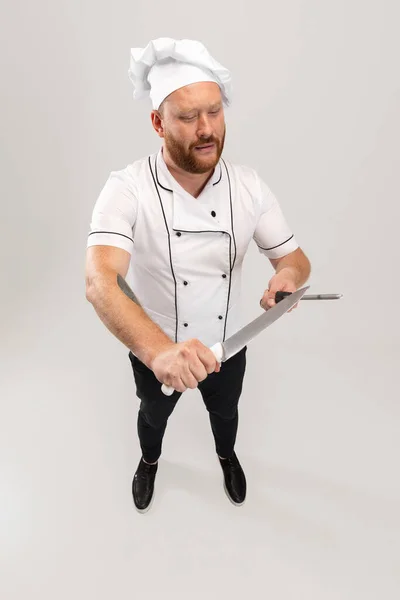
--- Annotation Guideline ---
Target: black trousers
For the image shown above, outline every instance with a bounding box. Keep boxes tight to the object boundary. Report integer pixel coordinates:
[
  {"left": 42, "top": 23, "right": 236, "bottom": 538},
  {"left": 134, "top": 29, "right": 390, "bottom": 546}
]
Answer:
[{"left": 128, "top": 346, "right": 247, "bottom": 463}]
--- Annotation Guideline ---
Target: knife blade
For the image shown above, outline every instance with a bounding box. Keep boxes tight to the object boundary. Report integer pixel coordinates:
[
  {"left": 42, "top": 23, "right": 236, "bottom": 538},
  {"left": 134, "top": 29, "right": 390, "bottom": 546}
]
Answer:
[
  {"left": 161, "top": 285, "right": 310, "bottom": 395},
  {"left": 117, "top": 274, "right": 140, "bottom": 304}
]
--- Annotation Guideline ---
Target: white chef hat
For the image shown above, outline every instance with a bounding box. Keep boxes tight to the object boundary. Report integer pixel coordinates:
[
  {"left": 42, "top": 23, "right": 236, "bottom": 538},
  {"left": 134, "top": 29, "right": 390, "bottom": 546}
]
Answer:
[{"left": 128, "top": 37, "right": 232, "bottom": 110}]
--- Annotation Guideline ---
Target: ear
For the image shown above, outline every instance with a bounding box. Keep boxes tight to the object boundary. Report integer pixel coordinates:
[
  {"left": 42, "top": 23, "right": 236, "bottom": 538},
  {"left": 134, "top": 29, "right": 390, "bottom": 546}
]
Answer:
[{"left": 150, "top": 111, "right": 165, "bottom": 138}]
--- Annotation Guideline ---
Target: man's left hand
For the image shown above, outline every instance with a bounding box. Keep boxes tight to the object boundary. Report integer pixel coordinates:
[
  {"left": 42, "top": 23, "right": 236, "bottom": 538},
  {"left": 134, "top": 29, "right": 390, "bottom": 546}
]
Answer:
[{"left": 259, "top": 269, "right": 299, "bottom": 312}]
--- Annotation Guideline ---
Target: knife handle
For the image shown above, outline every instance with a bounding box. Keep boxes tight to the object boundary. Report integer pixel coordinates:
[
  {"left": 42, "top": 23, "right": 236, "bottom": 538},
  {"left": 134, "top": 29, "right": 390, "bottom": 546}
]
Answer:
[
  {"left": 161, "top": 342, "right": 223, "bottom": 396},
  {"left": 275, "top": 291, "right": 292, "bottom": 303}
]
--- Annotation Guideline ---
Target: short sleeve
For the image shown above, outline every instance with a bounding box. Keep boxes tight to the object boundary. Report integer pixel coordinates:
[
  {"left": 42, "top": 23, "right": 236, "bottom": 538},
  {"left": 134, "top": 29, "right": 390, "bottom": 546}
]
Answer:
[
  {"left": 87, "top": 169, "right": 138, "bottom": 254},
  {"left": 253, "top": 176, "right": 299, "bottom": 259}
]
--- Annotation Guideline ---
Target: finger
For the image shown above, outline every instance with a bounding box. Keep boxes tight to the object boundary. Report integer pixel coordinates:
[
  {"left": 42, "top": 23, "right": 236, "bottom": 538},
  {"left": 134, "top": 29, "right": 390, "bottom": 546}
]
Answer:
[
  {"left": 260, "top": 297, "right": 270, "bottom": 311},
  {"left": 189, "top": 357, "right": 209, "bottom": 383},
  {"left": 196, "top": 347, "right": 218, "bottom": 374},
  {"left": 266, "top": 284, "right": 282, "bottom": 308},
  {"left": 260, "top": 287, "right": 274, "bottom": 310},
  {"left": 267, "top": 290, "right": 277, "bottom": 308},
  {"left": 167, "top": 375, "right": 187, "bottom": 394},
  {"left": 181, "top": 366, "right": 200, "bottom": 390}
]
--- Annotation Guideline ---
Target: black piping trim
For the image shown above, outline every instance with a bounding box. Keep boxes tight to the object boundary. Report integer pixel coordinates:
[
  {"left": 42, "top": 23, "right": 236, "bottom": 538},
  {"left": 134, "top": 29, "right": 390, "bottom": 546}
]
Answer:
[
  {"left": 171, "top": 160, "right": 235, "bottom": 342},
  {"left": 152, "top": 152, "right": 233, "bottom": 343},
  {"left": 155, "top": 153, "right": 173, "bottom": 192},
  {"left": 212, "top": 162, "right": 222, "bottom": 185},
  {"left": 88, "top": 230, "right": 133, "bottom": 243},
  {"left": 224, "top": 233, "right": 233, "bottom": 342},
  {"left": 221, "top": 158, "right": 236, "bottom": 271},
  {"left": 256, "top": 234, "right": 294, "bottom": 251},
  {"left": 172, "top": 229, "right": 225, "bottom": 234},
  {"left": 221, "top": 159, "right": 236, "bottom": 341},
  {"left": 148, "top": 156, "right": 179, "bottom": 343}
]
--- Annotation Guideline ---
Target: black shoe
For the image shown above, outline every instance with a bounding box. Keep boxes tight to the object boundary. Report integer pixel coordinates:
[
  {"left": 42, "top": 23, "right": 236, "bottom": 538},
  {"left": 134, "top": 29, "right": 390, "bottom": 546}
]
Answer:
[
  {"left": 218, "top": 452, "right": 246, "bottom": 506},
  {"left": 132, "top": 458, "right": 158, "bottom": 513}
]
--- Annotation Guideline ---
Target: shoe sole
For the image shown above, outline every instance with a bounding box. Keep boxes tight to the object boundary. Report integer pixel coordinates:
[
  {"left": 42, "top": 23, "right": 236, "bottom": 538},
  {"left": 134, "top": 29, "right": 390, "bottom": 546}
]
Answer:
[{"left": 223, "top": 480, "right": 246, "bottom": 507}]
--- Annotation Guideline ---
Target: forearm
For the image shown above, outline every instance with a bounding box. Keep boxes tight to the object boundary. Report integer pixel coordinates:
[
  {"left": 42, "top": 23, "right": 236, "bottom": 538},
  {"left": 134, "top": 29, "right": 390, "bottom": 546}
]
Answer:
[
  {"left": 274, "top": 250, "right": 311, "bottom": 288},
  {"left": 86, "top": 272, "right": 174, "bottom": 368}
]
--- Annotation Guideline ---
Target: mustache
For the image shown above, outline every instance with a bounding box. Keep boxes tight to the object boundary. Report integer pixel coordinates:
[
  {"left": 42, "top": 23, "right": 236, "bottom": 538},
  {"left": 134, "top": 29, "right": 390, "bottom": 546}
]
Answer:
[{"left": 191, "top": 138, "right": 218, "bottom": 148}]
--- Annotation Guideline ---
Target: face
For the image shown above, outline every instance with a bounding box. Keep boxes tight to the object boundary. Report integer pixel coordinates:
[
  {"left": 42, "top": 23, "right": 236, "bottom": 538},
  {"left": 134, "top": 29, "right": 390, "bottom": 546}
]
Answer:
[{"left": 153, "top": 82, "right": 226, "bottom": 174}]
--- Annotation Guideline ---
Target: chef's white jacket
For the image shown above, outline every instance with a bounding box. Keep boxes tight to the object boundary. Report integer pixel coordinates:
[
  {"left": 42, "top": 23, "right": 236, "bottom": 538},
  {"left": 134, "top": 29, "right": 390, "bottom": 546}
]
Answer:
[{"left": 87, "top": 147, "right": 299, "bottom": 348}]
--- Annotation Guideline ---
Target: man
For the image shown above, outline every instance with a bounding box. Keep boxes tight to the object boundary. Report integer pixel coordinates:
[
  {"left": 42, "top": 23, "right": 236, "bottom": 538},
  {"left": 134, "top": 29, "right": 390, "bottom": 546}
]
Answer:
[{"left": 85, "top": 38, "right": 311, "bottom": 513}]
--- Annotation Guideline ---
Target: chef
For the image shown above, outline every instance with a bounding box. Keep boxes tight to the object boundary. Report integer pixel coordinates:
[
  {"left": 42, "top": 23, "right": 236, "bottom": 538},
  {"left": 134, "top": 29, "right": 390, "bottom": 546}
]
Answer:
[{"left": 85, "top": 37, "right": 311, "bottom": 513}]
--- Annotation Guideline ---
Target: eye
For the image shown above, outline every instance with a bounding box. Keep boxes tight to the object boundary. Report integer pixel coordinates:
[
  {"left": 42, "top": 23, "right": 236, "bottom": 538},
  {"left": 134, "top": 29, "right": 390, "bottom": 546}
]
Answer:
[
  {"left": 181, "top": 115, "right": 196, "bottom": 121},
  {"left": 209, "top": 109, "right": 220, "bottom": 115}
]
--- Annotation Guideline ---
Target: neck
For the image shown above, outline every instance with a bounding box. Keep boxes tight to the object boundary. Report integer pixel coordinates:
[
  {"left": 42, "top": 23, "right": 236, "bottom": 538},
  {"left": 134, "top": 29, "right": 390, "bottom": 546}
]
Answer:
[{"left": 162, "top": 145, "right": 214, "bottom": 198}]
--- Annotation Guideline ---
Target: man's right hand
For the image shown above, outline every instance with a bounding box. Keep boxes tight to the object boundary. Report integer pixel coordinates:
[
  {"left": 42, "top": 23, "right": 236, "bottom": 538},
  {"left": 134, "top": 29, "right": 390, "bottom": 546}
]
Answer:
[{"left": 150, "top": 338, "right": 221, "bottom": 393}]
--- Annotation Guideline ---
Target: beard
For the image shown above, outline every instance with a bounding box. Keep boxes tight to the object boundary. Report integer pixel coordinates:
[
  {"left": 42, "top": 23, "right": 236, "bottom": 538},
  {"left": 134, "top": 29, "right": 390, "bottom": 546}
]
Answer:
[{"left": 163, "top": 126, "right": 226, "bottom": 174}]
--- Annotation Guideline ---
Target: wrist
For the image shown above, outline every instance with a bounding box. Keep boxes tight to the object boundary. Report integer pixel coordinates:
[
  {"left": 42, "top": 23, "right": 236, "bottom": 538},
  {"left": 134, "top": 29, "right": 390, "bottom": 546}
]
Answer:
[
  {"left": 144, "top": 339, "right": 175, "bottom": 370},
  {"left": 276, "top": 266, "right": 299, "bottom": 285}
]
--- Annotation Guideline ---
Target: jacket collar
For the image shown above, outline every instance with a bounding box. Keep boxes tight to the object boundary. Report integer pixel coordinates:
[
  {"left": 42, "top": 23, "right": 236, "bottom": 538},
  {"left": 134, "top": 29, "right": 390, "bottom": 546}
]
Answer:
[
  {"left": 155, "top": 146, "right": 222, "bottom": 193},
  {"left": 154, "top": 147, "right": 229, "bottom": 233}
]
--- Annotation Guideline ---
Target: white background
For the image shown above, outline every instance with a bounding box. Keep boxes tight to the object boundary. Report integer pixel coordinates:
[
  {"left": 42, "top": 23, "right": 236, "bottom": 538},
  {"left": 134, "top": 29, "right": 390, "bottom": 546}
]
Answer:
[{"left": 1, "top": 1, "right": 399, "bottom": 598}]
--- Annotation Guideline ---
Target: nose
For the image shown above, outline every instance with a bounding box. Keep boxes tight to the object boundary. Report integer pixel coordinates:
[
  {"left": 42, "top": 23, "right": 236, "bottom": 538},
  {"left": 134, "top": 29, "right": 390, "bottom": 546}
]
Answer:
[{"left": 196, "top": 114, "right": 213, "bottom": 139}]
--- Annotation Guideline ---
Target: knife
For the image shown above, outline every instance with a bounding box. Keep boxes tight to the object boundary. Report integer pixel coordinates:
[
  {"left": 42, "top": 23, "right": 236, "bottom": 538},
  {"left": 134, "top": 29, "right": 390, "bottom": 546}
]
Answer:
[
  {"left": 116, "top": 277, "right": 336, "bottom": 397},
  {"left": 161, "top": 285, "right": 310, "bottom": 395}
]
